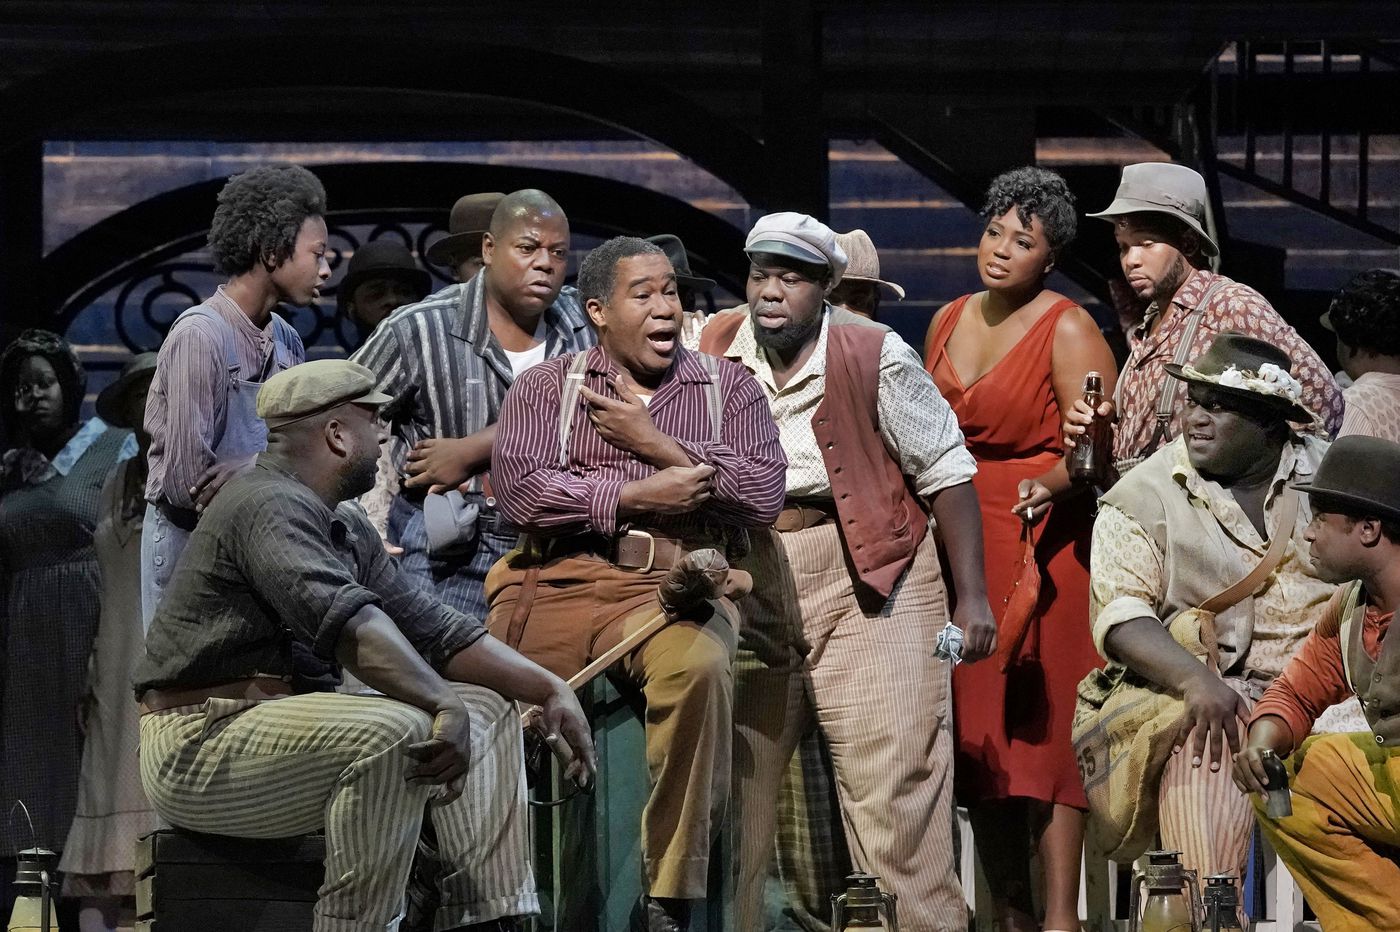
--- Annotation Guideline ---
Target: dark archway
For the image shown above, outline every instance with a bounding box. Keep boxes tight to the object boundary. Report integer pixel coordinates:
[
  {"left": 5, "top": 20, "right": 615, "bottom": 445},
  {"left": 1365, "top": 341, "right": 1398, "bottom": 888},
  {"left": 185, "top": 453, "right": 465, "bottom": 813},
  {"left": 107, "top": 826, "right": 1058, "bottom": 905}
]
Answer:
[
  {"left": 45, "top": 160, "right": 750, "bottom": 337},
  {"left": 0, "top": 37, "right": 765, "bottom": 205}
]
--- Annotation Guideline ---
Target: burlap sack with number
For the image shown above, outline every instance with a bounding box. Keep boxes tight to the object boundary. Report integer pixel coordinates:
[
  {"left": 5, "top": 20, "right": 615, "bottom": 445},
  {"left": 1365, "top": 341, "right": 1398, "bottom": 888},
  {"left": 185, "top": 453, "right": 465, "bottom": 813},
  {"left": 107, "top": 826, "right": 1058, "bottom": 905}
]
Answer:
[{"left": 1071, "top": 608, "right": 1219, "bottom": 863}]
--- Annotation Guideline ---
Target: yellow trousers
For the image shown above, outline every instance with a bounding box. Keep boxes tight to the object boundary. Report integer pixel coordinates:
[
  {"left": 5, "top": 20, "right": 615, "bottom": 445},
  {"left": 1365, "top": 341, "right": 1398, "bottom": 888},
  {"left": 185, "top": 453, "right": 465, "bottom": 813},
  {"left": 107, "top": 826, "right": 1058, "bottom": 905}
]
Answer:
[{"left": 1255, "top": 732, "right": 1400, "bottom": 932}]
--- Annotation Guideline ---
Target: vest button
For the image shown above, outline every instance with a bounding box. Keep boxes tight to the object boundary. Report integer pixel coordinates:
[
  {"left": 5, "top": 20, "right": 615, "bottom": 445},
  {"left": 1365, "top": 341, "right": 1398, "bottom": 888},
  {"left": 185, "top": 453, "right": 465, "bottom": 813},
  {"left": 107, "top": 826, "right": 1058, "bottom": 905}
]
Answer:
[
  {"left": 154, "top": 555, "right": 164, "bottom": 567},
  {"left": 841, "top": 493, "right": 850, "bottom": 500},
  {"left": 826, "top": 442, "right": 834, "bottom": 449},
  {"left": 855, "top": 544, "right": 864, "bottom": 550},
  {"left": 1378, "top": 734, "right": 1386, "bottom": 745}
]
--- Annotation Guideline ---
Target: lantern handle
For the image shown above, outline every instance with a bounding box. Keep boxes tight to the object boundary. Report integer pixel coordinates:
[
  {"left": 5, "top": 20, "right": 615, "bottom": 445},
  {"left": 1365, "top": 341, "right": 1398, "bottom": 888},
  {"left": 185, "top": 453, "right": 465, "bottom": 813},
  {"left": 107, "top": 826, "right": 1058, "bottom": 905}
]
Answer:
[{"left": 7, "top": 798, "right": 38, "bottom": 858}]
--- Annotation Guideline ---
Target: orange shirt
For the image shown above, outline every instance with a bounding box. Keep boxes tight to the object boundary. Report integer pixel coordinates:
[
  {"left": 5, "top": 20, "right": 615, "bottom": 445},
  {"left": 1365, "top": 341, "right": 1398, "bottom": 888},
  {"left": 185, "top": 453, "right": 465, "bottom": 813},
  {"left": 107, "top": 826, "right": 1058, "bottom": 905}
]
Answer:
[{"left": 1251, "top": 586, "right": 1394, "bottom": 745}]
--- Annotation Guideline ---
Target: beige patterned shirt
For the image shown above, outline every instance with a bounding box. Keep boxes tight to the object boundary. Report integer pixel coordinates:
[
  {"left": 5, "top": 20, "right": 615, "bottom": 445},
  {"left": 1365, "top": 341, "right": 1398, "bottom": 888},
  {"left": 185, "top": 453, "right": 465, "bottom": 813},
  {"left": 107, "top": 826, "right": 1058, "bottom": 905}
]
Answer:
[
  {"left": 1338, "top": 371, "right": 1400, "bottom": 443},
  {"left": 722, "top": 308, "right": 976, "bottom": 499},
  {"left": 1090, "top": 435, "right": 1335, "bottom": 679}
]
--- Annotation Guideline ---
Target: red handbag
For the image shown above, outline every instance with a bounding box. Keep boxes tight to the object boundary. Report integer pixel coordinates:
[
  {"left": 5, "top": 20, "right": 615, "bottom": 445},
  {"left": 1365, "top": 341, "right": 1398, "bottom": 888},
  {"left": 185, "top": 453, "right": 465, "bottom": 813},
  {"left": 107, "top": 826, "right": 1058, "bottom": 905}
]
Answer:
[{"left": 995, "top": 520, "right": 1041, "bottom": 673}]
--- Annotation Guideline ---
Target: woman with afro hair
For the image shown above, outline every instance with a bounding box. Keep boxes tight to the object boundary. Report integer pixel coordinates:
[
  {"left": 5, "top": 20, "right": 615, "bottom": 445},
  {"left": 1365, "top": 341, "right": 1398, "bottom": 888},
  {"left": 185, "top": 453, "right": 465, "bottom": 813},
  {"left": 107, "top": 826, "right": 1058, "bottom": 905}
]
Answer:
[
  {"left": 924, "top": 166, "right": 1117, "bottom": 931},
  {"left": 1326, "top": 267, "right": 1400, "bottom": 443},
  {"left": 141, "top": 164, "right": 328, "bottom": 626},
  {"left": 0, "top": 329, "right": 138, "bottom": 928}
]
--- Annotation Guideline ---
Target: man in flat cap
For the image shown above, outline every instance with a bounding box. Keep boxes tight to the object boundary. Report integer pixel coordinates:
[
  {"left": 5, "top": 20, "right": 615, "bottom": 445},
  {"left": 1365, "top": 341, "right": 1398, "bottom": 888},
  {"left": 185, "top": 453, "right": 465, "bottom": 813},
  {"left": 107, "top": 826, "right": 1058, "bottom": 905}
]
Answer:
[
  {"left": 1234, "top": 435, "right": 1400, "bottom": 931},
  {"left": 352, "top": 190, "right": 594, "bottom": 617},
  {"left": 1065, "top": 162, "right": 1341, "bottom": 475},
  {"left": 1085, "top": 334, "right": 1335, "bottom": 918},
  {"left": 136, "top": 359, "right": 595, "bottom": 932},
  {"left": 337, "top": 239, "right": 432, "bottom": 349},
  {"left": 699, "top": 212, "right": 994, "bottom": 930}
]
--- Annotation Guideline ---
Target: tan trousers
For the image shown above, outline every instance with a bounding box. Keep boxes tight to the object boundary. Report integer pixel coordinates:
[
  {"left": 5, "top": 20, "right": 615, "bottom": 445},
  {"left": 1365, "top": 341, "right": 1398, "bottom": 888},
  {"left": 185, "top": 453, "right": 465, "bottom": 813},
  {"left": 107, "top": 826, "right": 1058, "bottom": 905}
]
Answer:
[
  {"left": 732, "top": 524, "right": 964, "bottom": 932},
  {"left": 484, "top": 551, "right": 737, "bottom": 899},
  {"left": 1156, "top": 678, "right": 1258, "bottom": 914},
  {"left": 139, "top": 684, "right": 533, "bottom": 932},
  {"left": 1256, "top": 732, "right": 1400, "bottom": 932}
]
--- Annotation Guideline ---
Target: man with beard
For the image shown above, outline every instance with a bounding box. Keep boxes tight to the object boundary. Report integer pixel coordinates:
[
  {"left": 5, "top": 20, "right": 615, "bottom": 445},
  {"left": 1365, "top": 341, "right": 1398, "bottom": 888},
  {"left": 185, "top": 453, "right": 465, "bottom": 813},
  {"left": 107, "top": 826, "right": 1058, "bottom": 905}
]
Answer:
[
  {"left": 488, "top": 236, "right": 786, "bottom": 931},
  {"left": 1233, "top": 435, "right": 1400, "bottom": 931},
  {"left": 352, "top": 190, "right": 594, "bottom": 616},
  {"left": 1064, "top": 163, "right": 1341, "bottom": 475},
  {"left": 698, "top": 212, "right": 994, "bottom": 931},
  {"left": 143, "top": 165, "right": 327, "bottom": 626},
  {"left": 1089, "top": 334, "right": 1335, "bottom": 919},
  {"left": 135, "top": 360, "right": 596, "bottom": 932}
]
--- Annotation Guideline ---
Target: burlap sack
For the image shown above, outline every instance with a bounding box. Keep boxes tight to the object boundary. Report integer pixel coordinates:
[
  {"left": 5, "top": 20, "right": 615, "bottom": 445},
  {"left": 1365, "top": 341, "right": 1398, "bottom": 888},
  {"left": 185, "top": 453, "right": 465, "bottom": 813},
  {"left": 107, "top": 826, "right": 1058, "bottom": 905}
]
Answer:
[{"left": 1071, "top": 608, "right": 1219, "bottom": 863}]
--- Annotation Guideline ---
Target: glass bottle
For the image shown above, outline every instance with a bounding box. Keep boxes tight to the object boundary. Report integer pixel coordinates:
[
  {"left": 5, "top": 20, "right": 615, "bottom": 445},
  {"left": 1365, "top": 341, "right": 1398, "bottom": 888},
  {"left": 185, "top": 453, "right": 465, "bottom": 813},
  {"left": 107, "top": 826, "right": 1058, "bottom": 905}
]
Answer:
[{"left": 1068, "top": 370, "right": 1110, "bottom": 485}]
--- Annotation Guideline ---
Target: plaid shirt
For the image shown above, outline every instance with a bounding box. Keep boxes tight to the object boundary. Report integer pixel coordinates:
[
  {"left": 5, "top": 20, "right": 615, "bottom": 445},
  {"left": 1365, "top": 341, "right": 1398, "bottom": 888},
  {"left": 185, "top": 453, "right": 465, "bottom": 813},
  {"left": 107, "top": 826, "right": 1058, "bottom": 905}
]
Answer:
[{"left": 1114, "top": 269, "right": 1343, "bottom": 466}]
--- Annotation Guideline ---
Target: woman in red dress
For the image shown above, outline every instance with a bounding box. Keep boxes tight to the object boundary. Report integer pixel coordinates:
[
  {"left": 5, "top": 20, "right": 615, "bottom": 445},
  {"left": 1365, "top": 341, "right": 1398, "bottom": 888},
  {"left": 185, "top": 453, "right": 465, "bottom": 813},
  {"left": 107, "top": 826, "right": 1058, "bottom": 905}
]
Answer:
[{"left": 924, "top": 167, "right": 1117, "bottom": 932}]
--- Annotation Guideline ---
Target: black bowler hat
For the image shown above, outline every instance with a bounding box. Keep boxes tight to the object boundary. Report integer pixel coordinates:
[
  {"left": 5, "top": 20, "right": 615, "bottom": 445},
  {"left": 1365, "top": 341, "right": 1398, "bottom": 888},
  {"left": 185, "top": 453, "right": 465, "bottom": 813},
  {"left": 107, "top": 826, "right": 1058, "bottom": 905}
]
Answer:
[
  {"left": 336, "top": 240, "right": 432, "bottom": 316},
  {"left": 646, "top": 234, "right": 716, "bottom": 292},
  {"left": 1164, "top": 332, "right": 1315, "bottom": 424},
  {"left": 1292, "top": 435, "right": 1400, "bottom": 523}
]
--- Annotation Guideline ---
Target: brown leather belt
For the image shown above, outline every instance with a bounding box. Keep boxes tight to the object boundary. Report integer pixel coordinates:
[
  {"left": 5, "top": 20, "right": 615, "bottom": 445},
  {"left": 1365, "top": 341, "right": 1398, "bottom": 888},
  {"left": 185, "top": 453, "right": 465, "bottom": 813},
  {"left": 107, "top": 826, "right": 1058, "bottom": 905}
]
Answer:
[
  {"left": 139, "top": 676, "right": 294, "bottom": 715},
  {"left": 773, "top": 500, "right": 838, "bottom": 533},
  {"left": 548, "top": 529, "right": 689, "bottom": 572}
]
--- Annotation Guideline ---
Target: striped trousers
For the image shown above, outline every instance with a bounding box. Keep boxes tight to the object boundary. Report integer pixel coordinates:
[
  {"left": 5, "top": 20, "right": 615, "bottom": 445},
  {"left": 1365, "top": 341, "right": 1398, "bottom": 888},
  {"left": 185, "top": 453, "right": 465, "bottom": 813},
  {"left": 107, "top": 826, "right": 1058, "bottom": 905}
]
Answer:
[
  {"left": 731, "top": 523, "right": 964, "bottom": 932},
  {"left": 1156, "top": 677, "right": 1258, "bottom": 923},
  {"left": 139, "top": 685, "right": 535, "bottom": 932}
]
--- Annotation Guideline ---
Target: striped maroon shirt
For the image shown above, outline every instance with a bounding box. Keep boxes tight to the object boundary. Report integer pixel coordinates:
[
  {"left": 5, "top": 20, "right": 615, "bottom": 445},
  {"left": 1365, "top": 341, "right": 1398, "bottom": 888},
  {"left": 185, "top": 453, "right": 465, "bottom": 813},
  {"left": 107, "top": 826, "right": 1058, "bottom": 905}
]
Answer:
[{"left": 493, "top": 345, "right": 786, "bottom": 538}]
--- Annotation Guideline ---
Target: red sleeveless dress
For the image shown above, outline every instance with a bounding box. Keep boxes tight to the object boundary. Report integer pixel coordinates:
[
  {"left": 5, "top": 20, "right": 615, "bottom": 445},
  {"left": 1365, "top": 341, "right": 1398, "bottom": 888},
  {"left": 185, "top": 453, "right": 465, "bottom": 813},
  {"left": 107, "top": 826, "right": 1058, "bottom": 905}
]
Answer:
[{"left": 926, "top": 294, "right": 1102, "bottom": 808}]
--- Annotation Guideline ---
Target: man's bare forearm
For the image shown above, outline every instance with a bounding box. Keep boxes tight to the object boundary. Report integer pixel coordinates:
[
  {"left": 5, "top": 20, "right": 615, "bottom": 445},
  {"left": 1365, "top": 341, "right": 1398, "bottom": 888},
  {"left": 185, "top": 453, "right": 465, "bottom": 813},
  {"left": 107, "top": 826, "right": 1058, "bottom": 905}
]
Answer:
[
  {"left": 1104, "top": 616, "right": 1208, "bottom": 693},
  {"left": 442, "top": 633, "right": 571, "bottom": 708},
  {"left": 927, "top": 481, "right": 989, "bottom": 600},
  {"left": 335, "top": 606, "right": 462, "bottom": 715}
]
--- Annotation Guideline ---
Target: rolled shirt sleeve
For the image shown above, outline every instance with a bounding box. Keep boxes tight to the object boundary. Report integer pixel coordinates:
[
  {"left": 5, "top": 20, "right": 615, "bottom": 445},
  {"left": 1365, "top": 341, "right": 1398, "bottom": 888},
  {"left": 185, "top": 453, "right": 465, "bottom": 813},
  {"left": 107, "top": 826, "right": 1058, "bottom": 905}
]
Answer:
[
  {"left": 347, "top": 506, "right": 485, "bottom": 668},
  {"left": 1089, "top": 502, "right": 1167, "bottom": 659},
  {"left": 875, "top": 333, "right": 977, "bottom": 497}
]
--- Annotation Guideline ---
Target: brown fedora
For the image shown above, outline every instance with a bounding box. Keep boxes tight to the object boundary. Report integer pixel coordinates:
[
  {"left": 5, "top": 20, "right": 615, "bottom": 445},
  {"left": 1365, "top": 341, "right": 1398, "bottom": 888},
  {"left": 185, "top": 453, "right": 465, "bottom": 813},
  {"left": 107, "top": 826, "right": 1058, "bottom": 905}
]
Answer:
[
  {"left": 835, "top": 229, "right": 905, "bottom": 300},
  {"left": 1292, "top": 435, "right": 1400, "bottom": 523},
  {"left": 1163, "top": 332, "right": 1315, "bottom": 424},
  {"left": 646, "top": 234, "right": 716, "bottom": 292},
  {"left": 425, "top": 192, "right": 506, "bottom": 267}
]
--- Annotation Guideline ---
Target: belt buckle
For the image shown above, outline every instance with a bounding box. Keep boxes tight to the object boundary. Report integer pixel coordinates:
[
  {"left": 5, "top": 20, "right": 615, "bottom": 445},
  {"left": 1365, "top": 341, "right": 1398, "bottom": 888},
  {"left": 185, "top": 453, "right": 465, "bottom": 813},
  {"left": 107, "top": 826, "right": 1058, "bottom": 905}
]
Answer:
[{"left": 625, "top": 529, "right": 657, "bottom": 572}]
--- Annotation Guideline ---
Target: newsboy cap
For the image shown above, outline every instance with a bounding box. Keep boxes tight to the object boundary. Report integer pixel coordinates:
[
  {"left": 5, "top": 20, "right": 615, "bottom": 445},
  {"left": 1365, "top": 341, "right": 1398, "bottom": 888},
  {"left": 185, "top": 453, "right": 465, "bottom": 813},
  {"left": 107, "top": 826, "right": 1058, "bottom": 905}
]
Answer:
[
  {"left": 257, "top": 359, "right": 393, "bottom": 430},
  {"left": 745, "top": 212, "right": 848, "bottom": 284}
]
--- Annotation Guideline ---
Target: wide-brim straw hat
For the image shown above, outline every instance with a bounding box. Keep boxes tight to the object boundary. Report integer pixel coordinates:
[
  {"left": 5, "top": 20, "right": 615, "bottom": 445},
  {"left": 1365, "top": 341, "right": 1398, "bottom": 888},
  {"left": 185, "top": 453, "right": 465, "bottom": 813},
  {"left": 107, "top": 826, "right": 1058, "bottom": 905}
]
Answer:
[{"left": 835, "top": 229, "right": 905, "bottom": 300}]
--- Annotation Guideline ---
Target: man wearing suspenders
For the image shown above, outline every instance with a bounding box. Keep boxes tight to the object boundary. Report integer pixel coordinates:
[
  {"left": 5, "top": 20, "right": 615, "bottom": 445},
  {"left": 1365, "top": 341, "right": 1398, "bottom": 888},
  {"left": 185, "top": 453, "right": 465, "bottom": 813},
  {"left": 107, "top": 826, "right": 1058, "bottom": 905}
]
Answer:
[
  {"left": 1235, "top": 436, "right": 1400, "bottom": 931},
  {"left": 487, "top": 236, "right": 786, "bottom": 931},
  {"left": 1064, "top": 162, "right": 1341, "bottom": 475},
  {"left": 142, "top": 165, "right": 326, "bottom": 627}
]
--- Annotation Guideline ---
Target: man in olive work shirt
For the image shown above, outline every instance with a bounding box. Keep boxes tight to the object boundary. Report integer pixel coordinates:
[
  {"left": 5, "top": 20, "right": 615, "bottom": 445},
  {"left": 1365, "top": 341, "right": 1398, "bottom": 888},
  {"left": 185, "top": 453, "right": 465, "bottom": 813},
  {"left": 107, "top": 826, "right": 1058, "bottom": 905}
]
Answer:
[{"left": 135, "top": 359, "right": 594, "bottom": 932}]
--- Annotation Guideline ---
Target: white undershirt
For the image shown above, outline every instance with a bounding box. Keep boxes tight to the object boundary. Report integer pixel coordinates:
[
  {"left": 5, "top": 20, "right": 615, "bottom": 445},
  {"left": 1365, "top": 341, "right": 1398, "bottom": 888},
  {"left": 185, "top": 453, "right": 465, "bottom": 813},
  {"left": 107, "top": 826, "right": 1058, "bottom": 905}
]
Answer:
[{"left": 502, "top": 319, "right": 549, "bottom": 377}]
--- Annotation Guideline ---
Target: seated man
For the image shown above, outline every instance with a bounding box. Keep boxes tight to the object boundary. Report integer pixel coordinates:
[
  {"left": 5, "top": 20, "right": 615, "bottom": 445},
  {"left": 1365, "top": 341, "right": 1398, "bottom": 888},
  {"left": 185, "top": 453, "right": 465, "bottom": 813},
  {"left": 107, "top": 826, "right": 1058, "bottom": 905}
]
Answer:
[
  {"left": 487, "top": 236, "right": 786, "bottom": 931},
  {"left": 1234, "top": 435, "right": 1400, "bottom": 932},
  {"left": 135, "top": 359, "right": 595, "bottom": 932},
  {"left": 1089, "top": 334, "right": 1335, "bottom": 905}
]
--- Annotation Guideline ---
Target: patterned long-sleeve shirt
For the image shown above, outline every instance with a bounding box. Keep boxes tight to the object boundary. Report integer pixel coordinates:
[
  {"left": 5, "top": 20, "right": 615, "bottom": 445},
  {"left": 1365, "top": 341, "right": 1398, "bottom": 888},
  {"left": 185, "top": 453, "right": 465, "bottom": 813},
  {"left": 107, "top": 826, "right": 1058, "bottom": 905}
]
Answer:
[
  {"left": 492, "top": 345, "right": 787, "bottom": 538},
  {"left": 144, "top": 287, "right": 304, "bottom": 509},
  {"left": 136, "top": 458, "right": 484, "bottom": 694},
  {"left": 349, "top": 277, "right": 593, "bottom": 514},
  {"left": 1114, "top": 269, "right": 1343, "bottom": 467}
]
